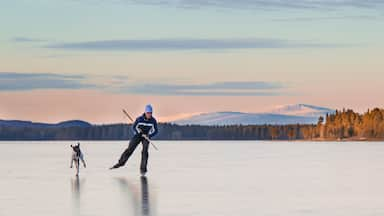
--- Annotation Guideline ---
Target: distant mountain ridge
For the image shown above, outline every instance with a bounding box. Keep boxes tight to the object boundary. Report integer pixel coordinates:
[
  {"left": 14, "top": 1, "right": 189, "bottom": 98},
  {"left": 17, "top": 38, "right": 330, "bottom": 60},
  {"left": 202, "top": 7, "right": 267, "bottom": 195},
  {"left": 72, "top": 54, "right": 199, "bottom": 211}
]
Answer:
[
  {"left": 173, "top": 104, "right": 335, "bottom": 126},
  {"left": 269, "top": 104, "right": 334, "bottom": 117},
  {"left": 0, "top": 104, "right": 334, "bottom": 127},
  {"left": 0, "top": 120, "right": 92, "bottom": 128}
]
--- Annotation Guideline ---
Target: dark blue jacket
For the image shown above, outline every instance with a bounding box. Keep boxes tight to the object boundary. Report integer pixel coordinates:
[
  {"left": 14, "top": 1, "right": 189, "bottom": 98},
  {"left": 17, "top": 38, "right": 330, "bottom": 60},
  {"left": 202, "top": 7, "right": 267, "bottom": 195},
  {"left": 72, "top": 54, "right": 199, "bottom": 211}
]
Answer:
[{"left": 132, "top": 114, "right": 158, "bottom": 139}]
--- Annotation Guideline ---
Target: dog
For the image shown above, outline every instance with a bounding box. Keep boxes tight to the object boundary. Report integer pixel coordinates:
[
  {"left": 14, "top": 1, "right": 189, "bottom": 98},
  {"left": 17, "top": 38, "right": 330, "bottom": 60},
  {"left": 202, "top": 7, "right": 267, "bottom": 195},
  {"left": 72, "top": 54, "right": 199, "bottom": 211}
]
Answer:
[{"left": 70, "top": 142, "right": 86, "bottom": 176}]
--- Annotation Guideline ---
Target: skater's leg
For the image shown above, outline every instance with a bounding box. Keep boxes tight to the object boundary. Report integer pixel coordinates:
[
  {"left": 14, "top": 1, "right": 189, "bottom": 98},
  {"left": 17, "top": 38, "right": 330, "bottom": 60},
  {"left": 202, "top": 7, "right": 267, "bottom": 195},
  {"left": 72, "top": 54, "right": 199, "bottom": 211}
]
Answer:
[
  {"left": 140, "top": 139, "right": 150, "bottom": 174},
  {"left": 112, "top": 135, "right": 141, "bottom": 168}
]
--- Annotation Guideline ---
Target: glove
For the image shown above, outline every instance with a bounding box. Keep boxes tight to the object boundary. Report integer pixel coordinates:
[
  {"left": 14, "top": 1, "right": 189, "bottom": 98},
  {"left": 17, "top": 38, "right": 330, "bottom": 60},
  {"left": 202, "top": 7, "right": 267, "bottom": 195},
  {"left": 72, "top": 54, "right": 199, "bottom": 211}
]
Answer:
[
  {"left": 142, "top": 134, "right": 150, "bottom": 140},
  {"left": 137, "top": 129, "right": 143, "bottom": 136}
]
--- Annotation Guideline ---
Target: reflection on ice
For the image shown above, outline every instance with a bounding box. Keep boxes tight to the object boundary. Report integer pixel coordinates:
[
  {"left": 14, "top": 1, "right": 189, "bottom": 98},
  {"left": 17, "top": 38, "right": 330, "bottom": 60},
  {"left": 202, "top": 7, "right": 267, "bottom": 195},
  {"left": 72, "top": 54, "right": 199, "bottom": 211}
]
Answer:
[
  {"left": 70, "top": 176, "right": 85, "bottom": 216},
  {"left": 115, "top": 176, "right": 155, "bottom": 216},
  {"left": 140, "top": 177, "right": 151, "bottom": 216}
]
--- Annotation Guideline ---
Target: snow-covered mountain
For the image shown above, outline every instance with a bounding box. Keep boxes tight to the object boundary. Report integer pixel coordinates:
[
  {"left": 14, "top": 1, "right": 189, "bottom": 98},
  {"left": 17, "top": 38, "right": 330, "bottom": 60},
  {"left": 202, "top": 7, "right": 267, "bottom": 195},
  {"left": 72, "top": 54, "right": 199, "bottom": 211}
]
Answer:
[
  {"left": 173, "top": 104, "right": 334, "bottom": 126},
  {"left": 269, "top": 104, "right": 334, "bottom": 117}
]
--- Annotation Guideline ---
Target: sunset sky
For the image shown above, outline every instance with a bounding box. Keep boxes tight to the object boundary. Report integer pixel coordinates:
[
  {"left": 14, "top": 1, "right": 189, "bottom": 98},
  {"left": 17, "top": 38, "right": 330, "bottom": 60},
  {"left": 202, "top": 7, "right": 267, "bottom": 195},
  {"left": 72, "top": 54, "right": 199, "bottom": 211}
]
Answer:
[{"left": 0, "top": 0, "right": 383, "bottom": 123}]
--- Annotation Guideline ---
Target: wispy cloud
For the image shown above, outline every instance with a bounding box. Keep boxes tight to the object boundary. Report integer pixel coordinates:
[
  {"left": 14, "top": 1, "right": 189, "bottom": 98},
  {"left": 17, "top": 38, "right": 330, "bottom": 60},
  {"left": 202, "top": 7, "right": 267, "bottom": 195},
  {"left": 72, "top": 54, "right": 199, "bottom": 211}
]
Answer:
[
  {"left": 272, "top": 15, "right": 380, "bottom": 22},
  {"left": 0, "top": 72, "right": 93, "bottom": 91},
  {"left": 120, "top": 81, "right": 285, "bottom": 96},
  {"left": 121, "top": 0, "right": 384, "bottom": 10},
  {"left": 11, "top": 37, "right": 48, "bottom": 43},
  {"left": 0, "top": 72, "right": 286, "bottom": 96},
  {"left": 44, "top": 38, "right": 339, "bottom": 51}
]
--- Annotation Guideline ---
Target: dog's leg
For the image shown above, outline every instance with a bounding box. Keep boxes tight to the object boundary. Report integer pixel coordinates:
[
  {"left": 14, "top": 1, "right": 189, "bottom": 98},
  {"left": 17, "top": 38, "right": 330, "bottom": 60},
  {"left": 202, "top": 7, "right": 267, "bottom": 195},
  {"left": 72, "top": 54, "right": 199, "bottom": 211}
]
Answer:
[
  {"left": 75, "top": 159, "right": 79, "bottom": 176},
  {"left": 80, "top": 154, "right": 86, "bottom": 168},
  {"left": 70, "top": 152, "right": 76, "bottom": 168}
]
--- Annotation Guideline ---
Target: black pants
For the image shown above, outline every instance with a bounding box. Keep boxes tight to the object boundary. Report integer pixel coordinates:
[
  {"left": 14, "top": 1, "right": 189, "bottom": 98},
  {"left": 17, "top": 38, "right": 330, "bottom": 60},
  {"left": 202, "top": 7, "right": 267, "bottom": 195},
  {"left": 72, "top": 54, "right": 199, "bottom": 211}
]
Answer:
[{"left": 117, "top": 134, "right": 150, "bottom": 172}]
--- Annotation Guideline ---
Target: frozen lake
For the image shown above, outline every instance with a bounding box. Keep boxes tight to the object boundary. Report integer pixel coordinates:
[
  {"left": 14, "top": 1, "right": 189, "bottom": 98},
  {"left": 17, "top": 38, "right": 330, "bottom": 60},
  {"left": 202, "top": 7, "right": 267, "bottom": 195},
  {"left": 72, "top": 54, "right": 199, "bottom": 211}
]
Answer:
[{"left": 1, "top": 141, "right": 384, "bottom": 216}]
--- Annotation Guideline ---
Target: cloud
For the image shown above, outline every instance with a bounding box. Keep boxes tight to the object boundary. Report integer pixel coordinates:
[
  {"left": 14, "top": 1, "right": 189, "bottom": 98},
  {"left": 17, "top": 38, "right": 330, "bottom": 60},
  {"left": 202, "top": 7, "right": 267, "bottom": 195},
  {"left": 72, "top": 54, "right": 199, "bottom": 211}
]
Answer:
[
  {"left": 121, "top": 0, "right": 384, "bottom": 10},
  {"left": 11, "top": 37, "right": 47, "bottom": 43},
  {"left": 120, "top": 81, "right": 284, "bottom": 96},
  {"left": 272, "top": 15, "right": 380, "bottom": 22},
  {"left": 0, "top": 72, "right": 93, "bottom": 91},
  {"left": 0, "top": 73, "right": 286, "bottom": 96},
  {"left": 44, "top": 38, "right": 339, "bottom": 51}
]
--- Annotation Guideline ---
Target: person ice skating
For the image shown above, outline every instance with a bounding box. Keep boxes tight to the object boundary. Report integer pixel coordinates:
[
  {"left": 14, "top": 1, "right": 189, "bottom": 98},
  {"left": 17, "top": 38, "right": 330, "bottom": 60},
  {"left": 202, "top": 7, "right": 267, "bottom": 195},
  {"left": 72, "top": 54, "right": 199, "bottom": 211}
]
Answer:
[
  {"left": 70, "top": 142, "right": 86, "bottom": 176},
  {"left": 110, "top": 104, "right": 158, "bottom": 175}
]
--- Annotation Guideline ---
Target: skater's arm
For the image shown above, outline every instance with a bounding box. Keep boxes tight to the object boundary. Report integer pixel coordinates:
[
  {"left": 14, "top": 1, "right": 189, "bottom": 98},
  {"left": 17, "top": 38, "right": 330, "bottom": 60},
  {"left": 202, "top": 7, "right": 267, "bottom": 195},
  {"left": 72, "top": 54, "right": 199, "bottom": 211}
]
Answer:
[
  {"left": 132, "top": 117, "right": 142, "bottom": 135},
  {"left": 148, "top": 118, "right": 158, "bottom": 139}
]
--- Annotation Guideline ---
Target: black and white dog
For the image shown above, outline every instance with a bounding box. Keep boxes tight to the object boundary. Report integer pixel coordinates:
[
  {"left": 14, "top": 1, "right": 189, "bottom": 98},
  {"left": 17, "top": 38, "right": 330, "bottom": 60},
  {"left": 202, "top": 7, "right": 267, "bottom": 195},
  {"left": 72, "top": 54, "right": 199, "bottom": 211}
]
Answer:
[{"left": 70, "top": 142, "right": 86, "bottom": 176}]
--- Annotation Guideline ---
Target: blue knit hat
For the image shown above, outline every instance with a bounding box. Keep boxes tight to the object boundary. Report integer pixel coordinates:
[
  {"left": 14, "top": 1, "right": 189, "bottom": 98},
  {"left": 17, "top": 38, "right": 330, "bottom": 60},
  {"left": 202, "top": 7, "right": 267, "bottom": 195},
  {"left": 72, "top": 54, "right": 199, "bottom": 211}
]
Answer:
[{"left": 145, "top": 104, "right": 153, "bottom": 113}]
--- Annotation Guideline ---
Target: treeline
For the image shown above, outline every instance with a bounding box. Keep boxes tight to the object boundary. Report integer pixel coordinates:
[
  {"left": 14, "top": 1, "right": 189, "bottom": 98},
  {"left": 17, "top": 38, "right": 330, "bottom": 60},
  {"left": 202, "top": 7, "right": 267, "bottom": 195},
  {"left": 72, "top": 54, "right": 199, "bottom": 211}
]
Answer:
[
  {"left": 0, "top": 123, "right": 313, "bottom": 140},
  {"left": 319, "top": 108, "right": 384, "bottom": 140},
  {"left": 0, "top": 108, "right": 383, "bottom": 140}
]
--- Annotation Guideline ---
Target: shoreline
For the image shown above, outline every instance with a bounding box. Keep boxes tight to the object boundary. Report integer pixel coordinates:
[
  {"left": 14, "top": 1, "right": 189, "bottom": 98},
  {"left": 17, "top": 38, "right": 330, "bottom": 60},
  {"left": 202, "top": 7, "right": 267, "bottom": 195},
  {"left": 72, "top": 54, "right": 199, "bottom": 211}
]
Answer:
[{"left": 0, "top": 138, "right": 382, "bottom": 142}]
